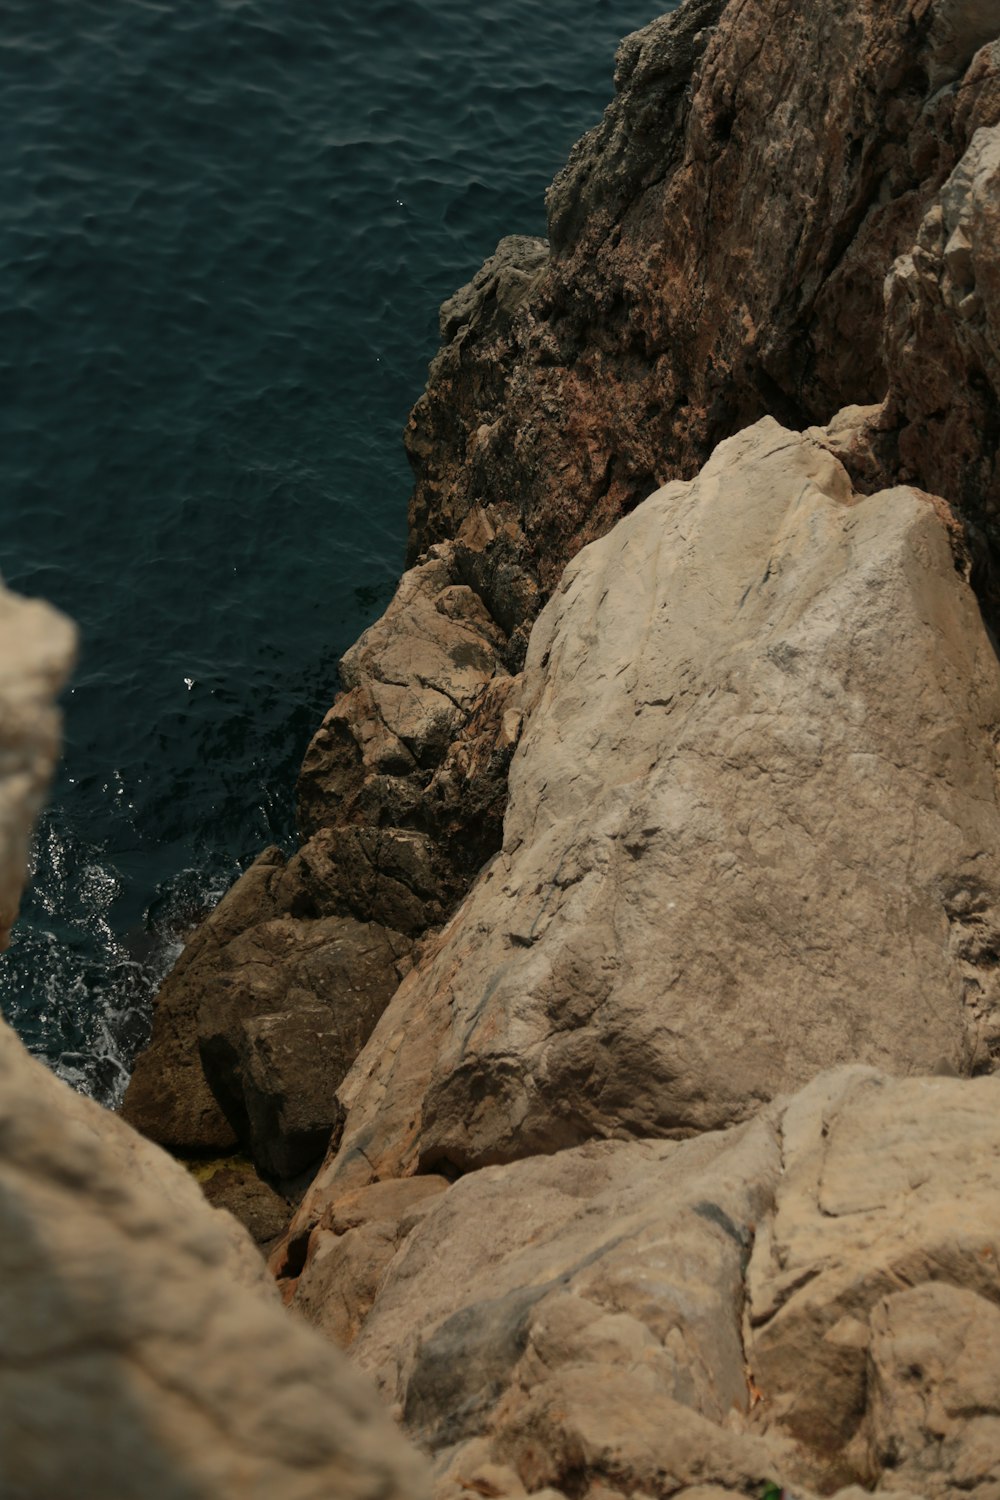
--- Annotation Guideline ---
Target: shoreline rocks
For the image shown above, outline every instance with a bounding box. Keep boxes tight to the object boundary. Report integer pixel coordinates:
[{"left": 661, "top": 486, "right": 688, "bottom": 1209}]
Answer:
[
  {"left": 291, "top": 1066, "right": 1000, "bottom": 1499},
  {"left": 122, "top": 0, "right": 1000, "bottom": 1200},
  {"left": 22, "top": 1, "right": 1000, "bottom": 1495}
]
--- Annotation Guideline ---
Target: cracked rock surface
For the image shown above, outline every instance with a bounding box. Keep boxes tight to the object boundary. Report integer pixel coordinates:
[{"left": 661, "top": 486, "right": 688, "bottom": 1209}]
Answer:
[
  {"left": 407, "top": 0, "right": 1000, "bottom": 581},
  {"left": 747, "top": 1067, "right": 1000, "bottom": 1492},
  {"left": 0, "top": 1012, "right": 431, "bottom": 1500},
  {"left": 279, "top": 417, "right": 1000, "bottom": 1224},
  {"left": 279, "top": 1067, "right": 1000, "bottom": 1500}
]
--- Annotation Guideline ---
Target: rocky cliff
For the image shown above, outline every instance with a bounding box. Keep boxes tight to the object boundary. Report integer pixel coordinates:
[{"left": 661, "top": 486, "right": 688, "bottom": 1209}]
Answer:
[
  {"left": 54, "top": 0, "right": 1000, "bottom": 1495},
  {"left": 122, "top": 0, "right": 1000, "bottom": 1191}
]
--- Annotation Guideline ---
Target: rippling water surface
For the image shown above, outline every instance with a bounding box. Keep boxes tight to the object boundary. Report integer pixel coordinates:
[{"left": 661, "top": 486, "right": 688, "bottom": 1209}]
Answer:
[{"left": 0, "top": 0, "right": 673, "bottom": 1103}]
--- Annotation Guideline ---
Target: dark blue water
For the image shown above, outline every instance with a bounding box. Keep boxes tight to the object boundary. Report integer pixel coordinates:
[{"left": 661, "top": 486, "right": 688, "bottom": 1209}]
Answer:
[{"left": 0, "top": 0, "right": 670, "bottom": 1105}]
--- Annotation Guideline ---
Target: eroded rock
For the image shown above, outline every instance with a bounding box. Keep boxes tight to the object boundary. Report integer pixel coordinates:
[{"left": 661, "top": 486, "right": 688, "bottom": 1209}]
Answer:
[
  {"left": 196, "top": 914, "right": 412, "bottom": 1178},
  {"left": 884, "top": 120, "right": 1000, "bottom": 560},
  {"left": 407, "top": 0, "right": 1000, "bottom": 586},
  {"left": 0, "top": 1012, "right": 433, "bottom": 1500},
  {"left": 747, "top": 1068, "right": 1000, "bottom": 1491},
  {"left": 123, "top": 542, "right": 522, "bottom": 1173},
  {"left": 288, "top": 419, "right": 1000, "bottom": 1217},
  {"left": 280, "top": 1067, "right": 1000, "bottom": 1500}
]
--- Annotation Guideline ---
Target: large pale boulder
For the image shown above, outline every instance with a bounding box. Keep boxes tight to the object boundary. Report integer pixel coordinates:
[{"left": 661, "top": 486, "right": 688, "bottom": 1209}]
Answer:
[
  {"left": 287, "top": 418, "right": 1000, "bottom": 1225},
  {"left": 0, "top": 577, "right": 431, "bottom": 1500},
  {"left": 283, "top": 1067, "right": 1000, "bottom": 1500}
]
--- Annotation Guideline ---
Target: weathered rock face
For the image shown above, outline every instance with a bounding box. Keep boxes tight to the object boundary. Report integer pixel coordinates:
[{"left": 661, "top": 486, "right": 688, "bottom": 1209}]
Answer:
[
  {"left": 747, "top": 1068, "right": 1000, "bottom": 1492},
  {"left": 281, "top": 1067, "right": 1000, "bottom": 1500},
  {"left": 122, "top": 0, "right": 1000, "bottom": 1194},
  {"left": 123, "top": 540, "right": 527, "bottom": 1170},
  {"left": 0, "top": 576, "right": 432, "bottom": 1500},
  {"left": 0, "top": 1010, "right": 435, "bottom": 1500},
  {"left": 122, "top": 0, "right": 1000, "bottom": 1188},
  {"left": 880, "top": 116, "right": 1000, "bottom": 570},
  {"left": 282, "top": 419, "right": 1000, "bottom": 1220},
  {"left": 407, "top": 0, "right": 1000, "bottom": 583}
]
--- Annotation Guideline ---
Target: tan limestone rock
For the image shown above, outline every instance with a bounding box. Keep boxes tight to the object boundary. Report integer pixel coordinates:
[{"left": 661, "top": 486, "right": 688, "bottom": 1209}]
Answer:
[
  {"left": 867, "top": 1283, "right": 1000, "bottom": 1495},
  {"left": 124, "top": 0, "right": 1000, "bottom": 1192},
  {"left": 296, "top": 1113, "right": 790, "bottom": 1498},
  {"left": 0, "top": 1012, "right": 432, "bottom": 1500},
  {"left": 289, "top": 419, "right": 1000, "bottom": 1219},
  {"left": 297, "top": 545, "right": 509, "bottom": 835},
  {"left": 746, "top": 1067, "right": 1000, "bottom": 1491},
  {"left": 282, "top": 1067, "right": 1000, "bottom": 1500},
  {"left": 348, "top": 1120, "right": 779, "bottom": 1441},
  {"left": 288, "top": 1175, "right": 450, "bottom": 1344}
]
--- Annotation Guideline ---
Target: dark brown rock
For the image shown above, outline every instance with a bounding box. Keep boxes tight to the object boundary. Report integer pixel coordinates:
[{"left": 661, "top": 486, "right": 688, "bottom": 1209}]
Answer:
[
  {"left": 406, "top": 0, "right": 1000, "bottom": 596},
  {"left": 237, "top": 1007, "right": 348, "bottom": 1181},
  {"left": 195, "top": 915, "right": 411, "bottom": 1175},
  {"left": 122, "top": 845, "right": 289, "bottom": 1154},
  {"left": 200, "top": 1162, "right": 291, "bottom": 1248}
]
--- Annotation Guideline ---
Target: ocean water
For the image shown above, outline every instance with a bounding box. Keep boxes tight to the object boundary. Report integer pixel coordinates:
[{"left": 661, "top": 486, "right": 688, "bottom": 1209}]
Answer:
[{"left": 0, "top": 0, "right": 673, "bottom": 1106}]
